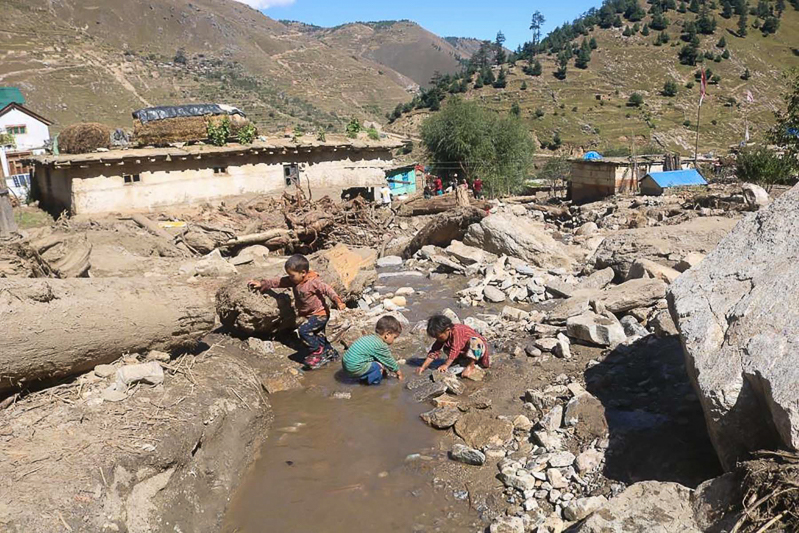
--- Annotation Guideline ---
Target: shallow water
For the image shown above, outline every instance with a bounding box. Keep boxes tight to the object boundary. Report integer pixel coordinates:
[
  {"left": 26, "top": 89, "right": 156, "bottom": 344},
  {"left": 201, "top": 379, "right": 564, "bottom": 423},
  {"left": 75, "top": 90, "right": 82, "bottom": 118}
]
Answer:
[{"left": 223, "top": 271, "right": 482, "bottom": 533}]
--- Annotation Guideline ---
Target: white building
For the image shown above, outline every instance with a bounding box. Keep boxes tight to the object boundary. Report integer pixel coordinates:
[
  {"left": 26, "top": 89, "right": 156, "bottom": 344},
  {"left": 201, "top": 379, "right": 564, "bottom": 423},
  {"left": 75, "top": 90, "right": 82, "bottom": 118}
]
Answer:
[{"left": 0, "top": 102, "right": 53, "bottom": 200}]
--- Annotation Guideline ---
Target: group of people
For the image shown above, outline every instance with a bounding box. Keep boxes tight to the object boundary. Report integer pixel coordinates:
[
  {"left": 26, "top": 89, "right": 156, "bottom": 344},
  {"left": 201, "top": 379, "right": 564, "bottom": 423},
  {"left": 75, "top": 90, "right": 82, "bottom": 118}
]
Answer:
[
  {"left": 248, "top": 254, "right": 490, "bottom": 384},
  {"left": 423, "top": 176, "right": 483, "bottom": 199}
]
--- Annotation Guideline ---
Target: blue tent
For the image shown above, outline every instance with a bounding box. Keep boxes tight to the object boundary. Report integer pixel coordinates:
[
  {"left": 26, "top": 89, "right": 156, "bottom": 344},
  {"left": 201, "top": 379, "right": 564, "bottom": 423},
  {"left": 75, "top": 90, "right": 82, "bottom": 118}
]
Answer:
[{"left": 583, "top": 151, "right": 603, "bottom": 160}]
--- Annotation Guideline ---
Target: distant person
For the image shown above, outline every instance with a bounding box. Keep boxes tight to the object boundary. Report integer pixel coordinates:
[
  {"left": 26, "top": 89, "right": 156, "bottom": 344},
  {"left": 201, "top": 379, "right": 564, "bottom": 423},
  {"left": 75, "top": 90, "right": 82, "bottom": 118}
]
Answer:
[
  {"left": 248, "top": 254, "right": 346, "bottom": 369},
  {"left": 416, "top": 314, "right": 490, "bottom": 379},
  {"left": 423, "top": 185, "right": 432, "bottom": 199},
  {"left": 433, "top": 177, "right": 443, "bottom": 196},
  {"left": 473, "top": 178, "right": 483, "bottom": 199},
  {"left": 342, "top": 315, "right": 404, "bottom": 385},
  {"left": 460, "top": 179, "right": 468, "bottom": 189},
  {"left": 379, "top": 184, "right": 392, "bottom": 208}
]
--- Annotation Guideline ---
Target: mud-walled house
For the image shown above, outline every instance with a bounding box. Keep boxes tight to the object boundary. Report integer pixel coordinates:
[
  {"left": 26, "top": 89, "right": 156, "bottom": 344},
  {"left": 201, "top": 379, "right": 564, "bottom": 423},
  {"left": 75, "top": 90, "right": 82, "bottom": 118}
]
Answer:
[
  {"left": 569, "top": 156, "right": 666, "bottom": 204},
  {"left": 30, "top": 135, "right": 405, "bottom": 215}
]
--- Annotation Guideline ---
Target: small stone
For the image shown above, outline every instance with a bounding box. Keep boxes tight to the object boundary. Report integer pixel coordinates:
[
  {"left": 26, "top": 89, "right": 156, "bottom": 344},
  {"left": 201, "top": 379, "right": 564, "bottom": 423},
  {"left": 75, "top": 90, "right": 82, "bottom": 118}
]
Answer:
[
  {"left": 431, "top": 371, "right": 465, "bottom": 395},
  {"left": 332, "top": 391, "right": 352, "bottom": 400},
  {"left": 450, "top": 443, "right": 486, "bottom": 466},
  {"left": 535, "top": 338, "right": 559, "bottom": 352},
  {"left": 548, "top": 451, "right": 575, "bottom": 468},
  {"left": 377, "top": 255, "right": 403, "bottom": 267},
  {"left": 540, "top": 405, "right": 563, "bottom": 433},
  {"left": 432, "top": 396, "right": 460, "bottom": 409},
  {"left": 513, "top": 415, "right": 534, "bottom": 431},
  {"left": 395, "top": 287, "right": 415, "bottom": 296},
  {"left": 101, "top": 384, "right": 127, "bottom": 402},
  {"left": 500, "top": 471, "right": 538, "bottom": 492},
  {"left": 549, "top": 489, "right": 562, "bottom": 503},
  {"left": 546, "top": 468, "right": 569, "bottom": 489},
  {"left": 553, "top": 339, "right": 571, "bottom": 359},
  {"left": 484, "top": 285, "right": 507, "bottom": 303},
  {"left": 502, "top": 306, "right": 529, "bottom": 321},
  {"left": 532, "top": 430, "right": 562, "bottom": 451},
  {"left": 420, "top": 407, "right": 461, "bottom": 429},
  {"left": 411, "top": 381, "right": 448, "bottom": 403},
  {"left": 463, "top": 366, "right": 485, "bottom": 382},
  {"left": 620, "top": 315, "right": 649, "bottom": 338},
  {"left": 116, "top": 362, "right": 164, "bottom": 386},
  {"left": 524, "top": 498, "right": 540, "bottom": 511},
  {"left": 94, "top": 364, "right": 116, "bottom": 378},
  {"left": 575, "top": 449, "right": 604, "bottom": 474},
  {"left": 563, "top": 495, "right": 608, "bottom": 521},
  {"left": 442, "top": 307, "right": 462, "bottom": 324},
  {"left": 146, "top": 350, "right": 171, "bottom": 362}
]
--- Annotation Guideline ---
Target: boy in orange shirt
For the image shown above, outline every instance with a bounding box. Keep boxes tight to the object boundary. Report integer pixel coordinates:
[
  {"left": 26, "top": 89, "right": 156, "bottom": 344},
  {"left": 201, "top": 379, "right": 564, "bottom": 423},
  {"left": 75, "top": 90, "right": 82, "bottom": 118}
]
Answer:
[
  {"left": 249, "top": 254, "right": 346, "bottom": 369},
  {"left": 416, "top": 314, "right": 490, "bottom": 378}
]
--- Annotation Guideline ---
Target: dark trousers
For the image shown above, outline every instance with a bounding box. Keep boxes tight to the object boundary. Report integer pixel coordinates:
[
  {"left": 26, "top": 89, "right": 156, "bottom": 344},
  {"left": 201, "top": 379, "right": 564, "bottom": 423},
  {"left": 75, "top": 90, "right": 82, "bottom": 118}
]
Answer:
[
  {"left": 298, "top": 315, "right": 330, "bottom": 353},
  {"left": 360, "top": 362, "right": 384, "bottom": 385}
]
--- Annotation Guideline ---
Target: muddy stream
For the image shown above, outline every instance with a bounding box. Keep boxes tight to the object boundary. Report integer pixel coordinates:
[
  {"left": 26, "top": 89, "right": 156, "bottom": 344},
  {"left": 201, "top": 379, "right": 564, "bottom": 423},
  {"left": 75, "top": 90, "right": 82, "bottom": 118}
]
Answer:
[{"left": 223, "top": 270, "right": 486, "bottom": 532}]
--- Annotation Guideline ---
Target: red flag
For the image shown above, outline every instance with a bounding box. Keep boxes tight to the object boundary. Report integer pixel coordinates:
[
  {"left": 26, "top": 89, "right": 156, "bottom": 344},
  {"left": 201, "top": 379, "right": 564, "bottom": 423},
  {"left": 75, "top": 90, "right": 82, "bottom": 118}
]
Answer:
[{"left": 699, "top": 68, "right": 707, "bottom": 106}]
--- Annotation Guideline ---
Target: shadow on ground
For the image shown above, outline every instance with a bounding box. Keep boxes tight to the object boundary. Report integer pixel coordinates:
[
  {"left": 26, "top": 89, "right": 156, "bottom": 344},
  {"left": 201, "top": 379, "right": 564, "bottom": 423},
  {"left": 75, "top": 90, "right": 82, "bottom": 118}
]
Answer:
[{"left": 584, "top": 334, "right": 722, "bottom": 488}]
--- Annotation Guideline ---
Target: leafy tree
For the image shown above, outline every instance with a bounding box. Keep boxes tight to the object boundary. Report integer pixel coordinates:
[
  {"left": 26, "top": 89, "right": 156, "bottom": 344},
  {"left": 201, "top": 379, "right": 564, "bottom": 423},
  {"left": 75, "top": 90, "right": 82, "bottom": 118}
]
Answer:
[
  {"left": 627, "top": 92, "right": 645, "bottom": 107},
  {"left": 366, "top": 126, "right": 380, "bottom": 140},
  {"left": 206, "top": 117, "right": 230, "bottom": 146},
  {"left": 346, "top": 118, "right": 361, "bottom": 138},
  {"left": 663, "top": 79, "right": 679, "bottom": 96},
  {"left": 769, "top": 72, "right": 799, "bottom": 166},
  {"left": 237, "top": 123, "right": 257, "bottom": 144},
  {"left": 421, "top": 98, "right": 536, "bottom": 196},
  {"left": 738, "top": 9, "right": 749, "bottom": 35},
  {"left": 761, "top": 16, "right": 780, "bottom": 34},
  {"left": 530, "top": 11, "right": 546, "bottom": 48},
  {"left": 736, "top": 145, "right": 796, "bottom": 191}
]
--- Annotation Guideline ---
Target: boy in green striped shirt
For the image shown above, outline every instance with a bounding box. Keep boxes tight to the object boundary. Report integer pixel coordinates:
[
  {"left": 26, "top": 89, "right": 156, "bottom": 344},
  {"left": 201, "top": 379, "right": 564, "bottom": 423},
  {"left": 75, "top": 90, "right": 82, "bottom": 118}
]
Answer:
[{"left": 342, "top": 315, "right": 404, "bottom": 385}]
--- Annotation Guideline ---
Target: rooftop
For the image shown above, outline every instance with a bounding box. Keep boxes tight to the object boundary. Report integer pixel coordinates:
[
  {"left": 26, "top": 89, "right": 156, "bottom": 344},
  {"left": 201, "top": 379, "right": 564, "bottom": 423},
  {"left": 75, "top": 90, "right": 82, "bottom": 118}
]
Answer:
[
  {"left": 0, "top": 87, "right": 25, "bottom": 109},
  {"left": 644, "top": 169, "right": 708, "bottom": 188},
  {"left": 31, "top": 134, "right": 407, "bottom": 167}
]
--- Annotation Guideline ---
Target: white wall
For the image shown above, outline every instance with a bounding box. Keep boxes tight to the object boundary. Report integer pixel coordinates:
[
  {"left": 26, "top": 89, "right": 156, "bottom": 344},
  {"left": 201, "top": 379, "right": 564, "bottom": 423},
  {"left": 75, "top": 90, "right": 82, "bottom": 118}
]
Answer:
[{"left": 0, "top": 108, "right": 50, "bottom": 151}]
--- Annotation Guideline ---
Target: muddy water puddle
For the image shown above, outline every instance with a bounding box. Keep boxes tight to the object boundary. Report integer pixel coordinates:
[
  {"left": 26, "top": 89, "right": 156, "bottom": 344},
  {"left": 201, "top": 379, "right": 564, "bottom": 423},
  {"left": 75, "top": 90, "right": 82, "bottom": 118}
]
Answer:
[{"left": 224, "top": 271, "right": 483, "bottom": 533}]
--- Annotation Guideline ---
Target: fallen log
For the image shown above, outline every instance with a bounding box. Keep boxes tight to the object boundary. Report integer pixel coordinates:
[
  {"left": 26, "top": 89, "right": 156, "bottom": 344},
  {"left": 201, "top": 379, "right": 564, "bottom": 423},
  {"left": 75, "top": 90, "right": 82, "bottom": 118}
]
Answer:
[
  {"left": 126, "top": 214, "right": 192, "bottom": 256},
  {"left": 220, "top": 229, "right": 295, "bottom": 248},
  {"left": 397, "top": 192, "right": 489, "bottom": 216},
  {"left": 402, "top": 207, "right": 487, "bottom": 259},
  {"left": 0, "top": 278, "right": 216, "bottom": 393}
]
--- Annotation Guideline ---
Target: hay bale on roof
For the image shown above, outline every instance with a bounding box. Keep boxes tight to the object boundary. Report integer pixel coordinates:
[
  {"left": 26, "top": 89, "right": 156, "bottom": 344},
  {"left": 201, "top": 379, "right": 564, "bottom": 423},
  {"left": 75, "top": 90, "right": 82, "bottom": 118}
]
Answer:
[
  {"left": 133, "top": 114, "right": 255, "bottom": 147},
  {"left": 58, "top": 123, "right": 112, "bottom": 154}
]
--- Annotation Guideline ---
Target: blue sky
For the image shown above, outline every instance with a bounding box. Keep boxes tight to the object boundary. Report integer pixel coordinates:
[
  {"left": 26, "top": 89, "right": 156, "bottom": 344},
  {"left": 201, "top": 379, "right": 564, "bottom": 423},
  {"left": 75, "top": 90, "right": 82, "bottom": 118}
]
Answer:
[{"left": 239, "top": 0, "right": 599, "bottom": 49}]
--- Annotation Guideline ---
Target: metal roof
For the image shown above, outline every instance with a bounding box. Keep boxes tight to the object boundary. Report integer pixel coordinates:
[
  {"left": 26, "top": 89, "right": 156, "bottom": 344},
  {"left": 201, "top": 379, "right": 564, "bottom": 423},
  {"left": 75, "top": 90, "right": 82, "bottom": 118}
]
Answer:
[
  {"left": 644, "top": 169, "right": 707, "bottom": 188},
  {"left": 0, "top": 87, "right": 25, "bottom": 109}
]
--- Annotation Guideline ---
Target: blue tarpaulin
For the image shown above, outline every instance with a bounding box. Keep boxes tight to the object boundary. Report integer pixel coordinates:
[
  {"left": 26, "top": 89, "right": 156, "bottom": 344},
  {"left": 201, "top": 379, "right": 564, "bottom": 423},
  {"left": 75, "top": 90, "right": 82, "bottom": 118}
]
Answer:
[
  {"left": 583, "top": 151, "right": 603, "bottom": 160},
  {"left": 644, "top": 169, "right": 707, "bottom": 188},
  {"left": 132, "top": 104, "right": 245, "bottom": 124}
]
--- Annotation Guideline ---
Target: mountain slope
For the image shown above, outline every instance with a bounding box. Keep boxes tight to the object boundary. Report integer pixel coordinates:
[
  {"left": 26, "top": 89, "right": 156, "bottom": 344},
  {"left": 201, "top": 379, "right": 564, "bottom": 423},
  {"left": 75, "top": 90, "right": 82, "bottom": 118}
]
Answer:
[
  {"left": 0, "top": 2, "right": 464, "bottom": 133},
  {"left": 390, "top": 2, "right": 799, "bottom": 155}
]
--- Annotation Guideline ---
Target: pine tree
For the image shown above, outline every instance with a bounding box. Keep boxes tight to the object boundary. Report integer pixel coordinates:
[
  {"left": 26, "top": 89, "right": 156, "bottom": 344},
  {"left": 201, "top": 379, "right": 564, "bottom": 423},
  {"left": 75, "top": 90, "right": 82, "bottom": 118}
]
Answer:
[
  {"left": 623, "top": 25, "right": 633, "bottom": 36},
  {"left": 575, "top": 46, "right": 592, "bottom": 68},
  {"left": 697, "top": 6, "right": 718, "bottom": 34},
  {"left": 531, "top": 60, "right": 542, "bottom": 76},
  {"left": 721, "top": 0, "right": 734, "bottom": 17},
  {"left": 613, "top": 15, "right": 624, "bottom": 27},
  {"left": 689, "top": 0, "right": 700, "bottom": 12},
  {"left": 495, "top": 31, "right": 507, "bottom": 64},
  {"left": 642, "top": 23, "right": 651, "bottom": 35},
  {"left": 520, "top": 80, "right": 528, "bottom": 90},
  {"left": 717, "top": 36, "right": 727, "bottom": 47},
  {"left": 662, "top": 79, "right": 679, "bottom": 96},
  {"left": 492, "top": 68, "right": 507, "bottom": 88},
  {"left": 554, "top": 52, "right": 568, "bottom": 80},
  {"left": 679, "top": 0, "right": 688, "bottom": 12},
  {"left": 589, "top": 37, "right": 598, "bottom": 49},
  {"left": 722, "top": 48, "right": 731, "bottom": 59},
  {"left": 741, "top": 67, "right": 751, "bottom": 80},
  {"left": 738, "top": 9, "right": 749, "bottom": 36},
  {"left": 511, "top": 102, "right": 521, "bottom": 117}
]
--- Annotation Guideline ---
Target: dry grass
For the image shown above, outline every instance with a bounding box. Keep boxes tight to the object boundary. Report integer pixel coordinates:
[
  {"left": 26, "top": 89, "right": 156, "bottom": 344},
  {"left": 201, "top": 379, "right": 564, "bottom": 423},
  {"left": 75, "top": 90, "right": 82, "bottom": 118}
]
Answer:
[
  {"left": 58, "top": 123, "right": 111, "bottom": 154},
  {"left": 133, "top": 115, "right": 255, "bottom": 147},
  {"left": 732, "top": 451, "right": 799, "bottom": 533}
]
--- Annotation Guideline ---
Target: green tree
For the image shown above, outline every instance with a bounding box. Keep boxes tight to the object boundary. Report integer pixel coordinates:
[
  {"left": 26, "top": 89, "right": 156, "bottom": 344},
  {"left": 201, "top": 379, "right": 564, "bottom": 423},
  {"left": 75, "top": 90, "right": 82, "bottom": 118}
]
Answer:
[
  {"left": 554, "top": 52, "right": 568, "bottom": 80},
  {"left": 717, "top": 36, "right": 727, "bottom": 48},
  {"left": 495, "top": 31, "right": 507, "bottom": 64},
  {"left": 769, "top": 71, "right": 799, "bottom": 166},
  {"left": 346, "top": 118, "right": 361, "bottom": 138},
  {"left": 420, "top": 98, "right": 536, "bottom": 196},
  {"left": 651, "top": 12, "right": 670, "bottom": 30},
  {"left": 722, "top": 0, "right": 734, "bottom": 17},
  {"left": 530, "top": 11, "right": 546, "bottom": 48},
  {"left": 511, "top": 102, "right": 521, "bottom": 117},
  {"left": 722, "top": 48, "right": 731, "bottom": 59},
  {"left": 697, "top": 6, "right": 718, "bottom": 34},
  {"left": 493, "top": 68, "right": 507, "bottom": 88},
  {"left": 589, "top": 37, "right": 599, "bottom": 49},
  {"left": 575, "top": 46, "right": 592, "bottom": 69},
  {"left": 679, "top": 43, "right": 700, "bottom": 65},
  {"left": 761, "top": 16, "right": 780, "bottom": 34},
  {"left": 642, "top": 23, "right": 652, "bottom": 35},
  {"left": 736, "top": 145, "right": 796, "bottom": 191},
  {"left": 623, "top": 25, "right": 633, "bottom": 36},
  {"left": 738, "top": 9, "right": 749, "bottom": 36},
  {"left": 663, "top": 79, "right": 679, "bottom": 96},
  {"left": 741, "top": 68, "right": 751, "bottom": 80},
  {"left": 689, "top": 0, "right": 700, "bottom": 12},
  {"left": 627, "top": 93, "right": 645, "bottom": 107},
  {"left": 520, "top": 80, "right": 528, "bottom": 90}
]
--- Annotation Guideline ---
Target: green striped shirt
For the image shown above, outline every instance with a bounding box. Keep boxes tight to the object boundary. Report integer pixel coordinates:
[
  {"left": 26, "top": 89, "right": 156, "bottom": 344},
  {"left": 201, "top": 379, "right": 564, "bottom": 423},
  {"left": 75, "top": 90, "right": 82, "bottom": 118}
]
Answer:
[{"left": 342, "top": 335, "right": 399, "bottom": 376}]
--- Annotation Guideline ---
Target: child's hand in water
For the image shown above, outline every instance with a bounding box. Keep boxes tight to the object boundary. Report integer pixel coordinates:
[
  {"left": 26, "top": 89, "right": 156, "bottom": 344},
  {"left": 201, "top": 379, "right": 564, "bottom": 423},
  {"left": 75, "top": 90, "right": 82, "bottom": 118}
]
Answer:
[{"left": 396, "top": 370, "right": 404, "bottom": 381}]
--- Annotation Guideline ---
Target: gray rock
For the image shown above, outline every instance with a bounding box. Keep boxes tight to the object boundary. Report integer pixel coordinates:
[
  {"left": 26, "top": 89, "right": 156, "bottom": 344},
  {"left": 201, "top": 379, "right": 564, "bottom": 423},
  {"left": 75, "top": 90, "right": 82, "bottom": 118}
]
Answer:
[
  {"left": 620, "top": 315, "right": 649, "bottom": 338},
  {"left": 411, "top": 381, "right": 448, "bottom": 403},
  {"left": 500, "top": 471, "right": 538, "bottom": 492},
  {"left": 450, "top": 443, "right": 486, "bottom": 466},
  {"left": 376, "top": 255, "right": 403, "bottom": 267},
  {"left": 741, "top": 182, "right": 770, "bottom": 209},
  {"left": 590, "top": 217, "right": 737, "bottom": 280},
  {"left": 563, "top": 496, "right": 609, "bottom": 521},
  {"left": 575, "top": 449, "right": 604, "bottom": 474},
  {"left": 674, "top": 252, "right": 705, "bottom": 273},
  {"left": 690, "top": 473, "right": 742, "bottom": 532},
  {"left": 540, "top": 405, "right": 563, "bottom": 432},
  {"left": 489, "top": 516, "right": 525, "bottom": 533},
  {"left": 650, "top": 310, "right": 678, "bottom": 337},
  {"left": 627, "top": 258, "right": 682, "bottom": 284},
  {"left": 669, "top": 185, "right": 799, "bottom": 470},
  {"left": 464, "top": 213, "right": 576, "bottom": 270},
  {"left": 94, "top": 364, "right": 116, "bottom": 378},
  {"left": 575, "top": 222, "right": 599, "bottom": 236},
  {"left": 420, "top": 407, "right": 461, "bottom": 429},
  {"left": 579, "top": 267, "right": 615, "bottom": 290},
  {"left": 545, "top": 279, "right": 576, "bottom": 298},
  {"left": 535, "top": 338, "right": 559, "bottom": 353},
  {"left": 502, "top": 306, "right": 529, "bottom": 321},
  {"left": 431, "top": 371, "right": 465, "bottom": 395},
  {"left": 548, "top": 451, "right": 575, "bottom": 468},
  {"left": 532, "top": 430, "right": 562, "bottom": 450},
  {"left": 566, "top": 312, "right": 626, "bottom": 347},
  {"left": 483, "top": 285, "right": 507, "bottom": 303},
  {"left": 553, "top": 339, "right": 571, "bottom": 359},
  {"left": 116, "top": 362, "right": 164, "bottom": 386},
  {"left": 442, "top": 307, "right": 461, "bottom": 324},
  {"left": 593, "top": 278, "right": 668, "bottom": 314},
  {"left": 569, "top": 481, "right": 701, "bottom": 532},
  {"left": 546, "top": 294, "right": 594, "bottom": 325},
  {"left": 463, "top": 316, "right": 489, "bottom": 335},
  {"left": 446, "top": 240, "right": 495, "bottom": 265},
  {"left": 546, "top": 468, "right": 568, "bottom": 489}
]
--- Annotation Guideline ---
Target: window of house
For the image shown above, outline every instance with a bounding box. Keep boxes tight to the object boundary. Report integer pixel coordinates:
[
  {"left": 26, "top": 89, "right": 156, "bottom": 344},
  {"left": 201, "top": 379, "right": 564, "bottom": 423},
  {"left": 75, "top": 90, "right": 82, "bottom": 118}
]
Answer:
[
  {"left": 11, "top": 174, "right": 29, "bottom": 188},
  {"left": 123, "top": 173, "right": 141, "bottom": 185},
  {"left": 284, "top": 163, "right": 299, "bottom": 186},
  {"left": 213, "top": 166, "right": 228, "bottom": 174},
  {"left": 7, "top": 125, "right": 26, "bottom": 135}
]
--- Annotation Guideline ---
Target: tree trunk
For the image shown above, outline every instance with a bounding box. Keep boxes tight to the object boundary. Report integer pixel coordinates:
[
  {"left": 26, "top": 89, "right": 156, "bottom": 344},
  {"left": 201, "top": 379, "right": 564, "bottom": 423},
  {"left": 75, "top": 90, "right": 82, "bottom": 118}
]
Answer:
[
  {"left": 398, "top": 192, "right": 488, "bottom": 216},
  {"left": 455, "top": 186, "right": 471, "bottom": 207},
  {"left": 0, "top": 278, "right": 216, "bottom": 393},
  {"left": 402, "top": 207, "right": 487, "bottom": 259},
  {"left": 0, "top": 188, "right": 17, "bottom": 237}
]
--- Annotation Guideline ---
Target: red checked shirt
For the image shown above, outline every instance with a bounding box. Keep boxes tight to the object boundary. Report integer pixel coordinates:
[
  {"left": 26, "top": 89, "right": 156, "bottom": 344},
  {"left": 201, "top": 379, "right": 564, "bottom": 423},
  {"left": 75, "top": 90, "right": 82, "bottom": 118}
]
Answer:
[{"left": 428, "top": 324, "right": 490, "bottom": 368}]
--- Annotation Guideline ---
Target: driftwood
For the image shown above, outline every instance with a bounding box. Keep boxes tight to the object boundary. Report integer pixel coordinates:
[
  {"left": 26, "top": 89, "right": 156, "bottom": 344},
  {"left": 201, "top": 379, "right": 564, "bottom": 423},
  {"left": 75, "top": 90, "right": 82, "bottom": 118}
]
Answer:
[
  {"left": 125, "top": 214, "right": 192, "bottom": 256},
  {"left": 398, "top": 192, "right": 489, "bottom": 216},
  {"left": 221, "top": 229, "right": 295, "bottom": 248},
  {"left": 0, "top": 277, "right": 216, "bottom": 393},
  {"left": 403, "top": 207, "right": 488, "bottom": 259}
]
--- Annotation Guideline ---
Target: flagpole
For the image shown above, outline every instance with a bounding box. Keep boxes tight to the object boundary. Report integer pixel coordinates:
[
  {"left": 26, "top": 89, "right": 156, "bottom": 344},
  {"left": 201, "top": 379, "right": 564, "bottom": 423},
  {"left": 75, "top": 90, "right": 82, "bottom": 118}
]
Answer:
[{"left": 694, "top": 101, "right": 702, "bottom": 168}]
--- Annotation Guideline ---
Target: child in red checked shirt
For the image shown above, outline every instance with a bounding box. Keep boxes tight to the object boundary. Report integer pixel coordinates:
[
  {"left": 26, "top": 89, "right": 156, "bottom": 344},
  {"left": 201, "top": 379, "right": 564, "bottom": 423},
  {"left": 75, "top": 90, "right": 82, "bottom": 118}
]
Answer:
[
  {"left": 248, "top": 254, "right": 346, "bottom": 369},
  {"left": 416, "top": 314, "right": 490, "bottom": 378}
]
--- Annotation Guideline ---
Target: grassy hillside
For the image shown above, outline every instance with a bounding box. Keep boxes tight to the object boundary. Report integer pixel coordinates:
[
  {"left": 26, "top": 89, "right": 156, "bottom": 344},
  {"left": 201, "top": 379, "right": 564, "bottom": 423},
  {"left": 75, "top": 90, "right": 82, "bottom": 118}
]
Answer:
[
  {"left": 389, "top": 1, "right": 799, "bottom": 156},
  {"left": 0, "top": 2, "right": 466, "bottom": 134}
]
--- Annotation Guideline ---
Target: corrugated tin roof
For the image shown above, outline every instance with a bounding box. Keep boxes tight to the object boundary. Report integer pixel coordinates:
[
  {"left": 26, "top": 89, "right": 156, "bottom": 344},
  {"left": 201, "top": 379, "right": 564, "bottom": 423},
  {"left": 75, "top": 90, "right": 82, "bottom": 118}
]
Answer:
[
  {"left": 645, "top": 169, "right": 707, "bottom": 188},
  {"left": 0, "top": 87, "right": 25, "bottom": 109}
]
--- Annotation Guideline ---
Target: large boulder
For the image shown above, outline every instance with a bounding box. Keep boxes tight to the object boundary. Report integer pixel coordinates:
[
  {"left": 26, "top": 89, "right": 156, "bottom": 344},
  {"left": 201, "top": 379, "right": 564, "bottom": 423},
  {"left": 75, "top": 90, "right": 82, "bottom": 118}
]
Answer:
[
  {"left": 669, "top": 185, "right": 799, "bottom": 470},
  {"left": 464, "top": 213, "right": 577, "bottom": 270},
  {"left": 567, "top": 312, "right": 626, "bottom": 347},
  {"left": 594, "top": 278, "right": 668, "bottom": 314},
  {"left": 570, "top": 481, "right": 701, "bottom": 532},
  {"left": 591, "top": 217, "right": 737, "bottom": 281},
  {"left": 216, "top": 245, "right": 376, "bottom": 336},
  {"left": 402, "top": 207, "right": 486, "bottom": 258}
]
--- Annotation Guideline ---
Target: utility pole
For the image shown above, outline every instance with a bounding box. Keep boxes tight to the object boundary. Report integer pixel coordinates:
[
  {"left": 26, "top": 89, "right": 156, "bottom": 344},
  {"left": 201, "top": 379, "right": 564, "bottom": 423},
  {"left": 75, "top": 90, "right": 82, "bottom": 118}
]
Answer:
[{"left": 0, "top": 145, "right": 19, "bottom": 236}]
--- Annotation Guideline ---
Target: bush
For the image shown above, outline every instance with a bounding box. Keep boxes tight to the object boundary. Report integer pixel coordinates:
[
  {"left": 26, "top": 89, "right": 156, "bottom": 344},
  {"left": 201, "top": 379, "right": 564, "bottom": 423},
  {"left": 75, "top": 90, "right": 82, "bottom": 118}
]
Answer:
[
  {"left": 173, "top": 48, "right": 187, "bottom": 65},
  {"left": 207, "top": 117, "right": 230, "bottom": 147},
  {"left": 510, "top": 102, "right": 521, "bottom": 117},
  {"left": 663, "top": 80, "right": 679, "bottom": 96},
  {"left": 237, "top": 123, "right": 257, "bottom": 144},
  {"left": 683, "top": 120, "right": 692, "bottom": 127},
  {"left": 316, "top": 129, "right": 326, "bottom": 142},
  {"left": 627, "top": 93, "right": 645, "bottom": 107},
  {"left": 535, "top": 108, "right": 545, "bottom": 118},
  {"left": 366, "top": 127, "right": 380, "bottom": 140},
  {"left": 741, "top": 68, "right": 751, "bottom": 80},
  {"left": 346, "top": 118, "right": 361, "bottom": 138},
  {"left": 736, "top": 145, "right": 797, "bottom": 191}
]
